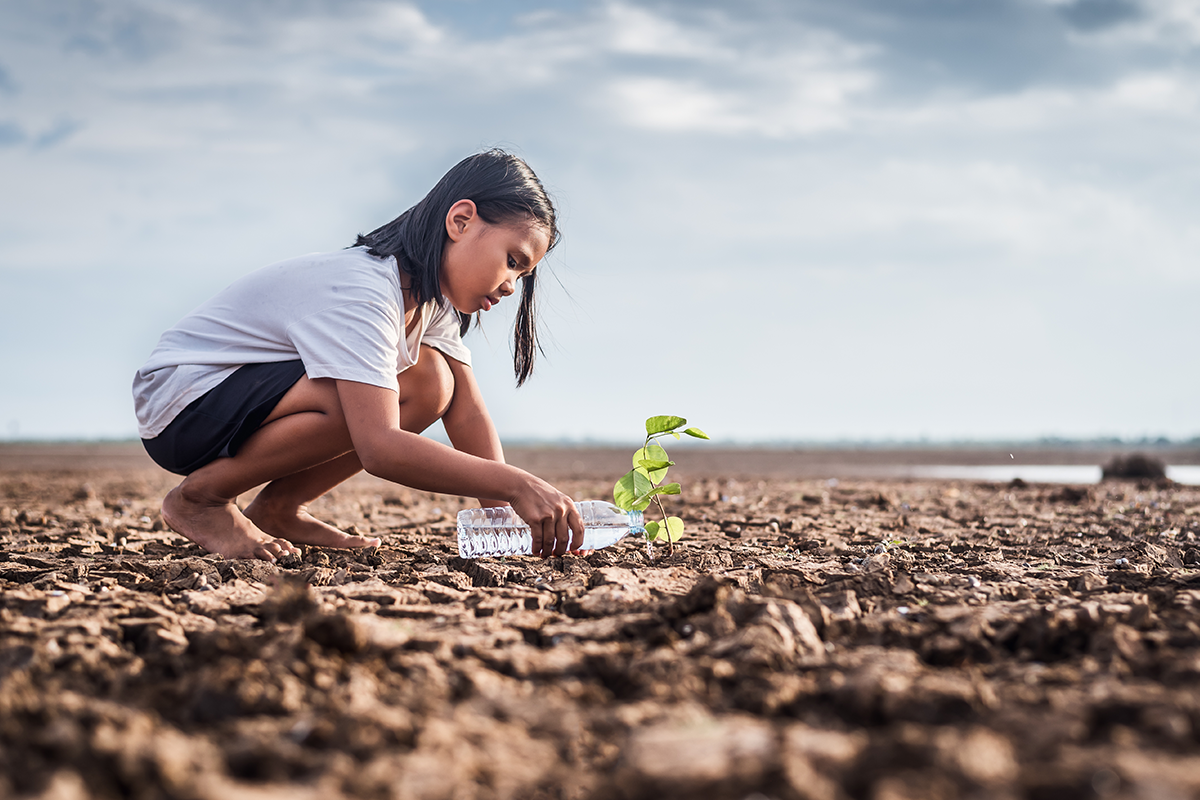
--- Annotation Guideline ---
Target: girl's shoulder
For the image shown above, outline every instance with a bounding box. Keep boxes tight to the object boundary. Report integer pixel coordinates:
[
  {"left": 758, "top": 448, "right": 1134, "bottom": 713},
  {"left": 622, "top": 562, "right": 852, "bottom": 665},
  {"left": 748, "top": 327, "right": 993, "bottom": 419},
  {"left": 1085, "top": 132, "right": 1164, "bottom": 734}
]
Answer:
[
  {"left": 281, "top": 245, "right": 392, "bottom": 271},
  {"left": 237, "top": 248, "right": 403, "bottom": 314},
  {"left": 272, "top": 247, "right": 400, "bottom": 286}
]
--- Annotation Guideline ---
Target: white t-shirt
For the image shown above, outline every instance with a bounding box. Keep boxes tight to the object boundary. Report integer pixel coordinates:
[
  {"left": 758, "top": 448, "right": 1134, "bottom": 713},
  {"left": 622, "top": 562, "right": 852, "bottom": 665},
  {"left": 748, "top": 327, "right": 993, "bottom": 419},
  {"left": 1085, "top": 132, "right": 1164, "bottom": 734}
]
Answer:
[{"left": 133, "top": 247, "right": 472, "bottom": 439}]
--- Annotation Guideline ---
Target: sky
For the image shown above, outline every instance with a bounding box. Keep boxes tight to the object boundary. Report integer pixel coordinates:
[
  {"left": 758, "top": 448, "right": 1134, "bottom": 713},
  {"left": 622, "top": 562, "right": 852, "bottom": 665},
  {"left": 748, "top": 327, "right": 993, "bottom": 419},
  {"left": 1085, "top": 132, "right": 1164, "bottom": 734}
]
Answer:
[{"left": 1, "top": 0, "right": 1197, "bottom": 444}]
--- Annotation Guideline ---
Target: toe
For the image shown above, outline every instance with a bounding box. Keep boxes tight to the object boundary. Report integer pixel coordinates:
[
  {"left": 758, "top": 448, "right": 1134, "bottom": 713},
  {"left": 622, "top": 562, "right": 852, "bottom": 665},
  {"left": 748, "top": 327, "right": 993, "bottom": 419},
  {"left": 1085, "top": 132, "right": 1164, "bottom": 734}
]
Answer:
[{"left": 270, "top": 537, "right": 300, "bottom": 557}]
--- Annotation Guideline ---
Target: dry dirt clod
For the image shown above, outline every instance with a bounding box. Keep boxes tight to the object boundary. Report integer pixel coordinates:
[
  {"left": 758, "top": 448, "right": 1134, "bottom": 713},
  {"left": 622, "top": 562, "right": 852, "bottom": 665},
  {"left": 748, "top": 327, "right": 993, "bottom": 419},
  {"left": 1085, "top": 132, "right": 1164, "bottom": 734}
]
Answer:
[{"left": 3, "top": 458, "right": 1200, "bottom": 799}]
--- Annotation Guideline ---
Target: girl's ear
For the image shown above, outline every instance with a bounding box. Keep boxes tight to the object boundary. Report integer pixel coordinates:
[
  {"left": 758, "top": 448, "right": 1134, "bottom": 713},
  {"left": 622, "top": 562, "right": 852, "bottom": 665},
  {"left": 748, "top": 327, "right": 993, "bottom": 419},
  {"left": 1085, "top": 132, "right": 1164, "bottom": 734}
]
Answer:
[{"left": 445, "top": 199, "right": 478, "bottom": 241}]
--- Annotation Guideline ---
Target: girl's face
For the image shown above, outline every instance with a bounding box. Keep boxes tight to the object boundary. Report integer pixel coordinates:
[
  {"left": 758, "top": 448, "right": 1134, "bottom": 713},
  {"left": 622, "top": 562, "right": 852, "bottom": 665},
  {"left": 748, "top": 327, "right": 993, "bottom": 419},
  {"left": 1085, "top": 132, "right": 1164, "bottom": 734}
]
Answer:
[{"left": 439, "top": 200, "right": 550, "bottom": 315}]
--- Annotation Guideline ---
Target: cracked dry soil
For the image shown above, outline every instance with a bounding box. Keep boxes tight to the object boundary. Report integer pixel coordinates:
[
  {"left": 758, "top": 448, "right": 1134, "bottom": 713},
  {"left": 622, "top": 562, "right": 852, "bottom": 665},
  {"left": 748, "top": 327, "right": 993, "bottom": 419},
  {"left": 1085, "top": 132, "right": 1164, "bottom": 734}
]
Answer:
[{"left": 2, "top": 459, "right": 1200, "bottom": 800}]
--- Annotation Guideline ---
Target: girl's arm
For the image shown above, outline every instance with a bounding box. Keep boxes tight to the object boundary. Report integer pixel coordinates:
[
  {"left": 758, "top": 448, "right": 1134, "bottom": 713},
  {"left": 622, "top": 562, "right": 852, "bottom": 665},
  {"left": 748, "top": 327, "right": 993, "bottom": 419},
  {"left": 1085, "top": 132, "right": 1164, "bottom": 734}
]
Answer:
[
  {"left": 440, "top": 357, "right": 507, "bottom": 507},
  {"left": 336, "top": 378, "right": 582, "bottom": 557}
]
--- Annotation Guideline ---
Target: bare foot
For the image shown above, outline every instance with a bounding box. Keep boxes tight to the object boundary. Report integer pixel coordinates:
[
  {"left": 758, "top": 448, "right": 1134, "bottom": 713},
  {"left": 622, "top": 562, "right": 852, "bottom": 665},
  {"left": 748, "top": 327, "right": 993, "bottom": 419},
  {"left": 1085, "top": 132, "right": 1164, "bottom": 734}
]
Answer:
[
  {"left": 162, "top": 482, "right": 300, "bottom": 562},
  {"left": 244, "top": 490, "right": 382, "bottom": 550}
]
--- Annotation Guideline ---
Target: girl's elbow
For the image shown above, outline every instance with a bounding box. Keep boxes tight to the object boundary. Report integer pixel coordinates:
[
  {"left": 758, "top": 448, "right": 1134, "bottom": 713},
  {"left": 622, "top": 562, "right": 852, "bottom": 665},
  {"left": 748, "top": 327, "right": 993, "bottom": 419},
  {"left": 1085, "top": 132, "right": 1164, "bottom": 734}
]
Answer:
[{"left": 354, "top": 442, "right": 392, "bottom": 477}]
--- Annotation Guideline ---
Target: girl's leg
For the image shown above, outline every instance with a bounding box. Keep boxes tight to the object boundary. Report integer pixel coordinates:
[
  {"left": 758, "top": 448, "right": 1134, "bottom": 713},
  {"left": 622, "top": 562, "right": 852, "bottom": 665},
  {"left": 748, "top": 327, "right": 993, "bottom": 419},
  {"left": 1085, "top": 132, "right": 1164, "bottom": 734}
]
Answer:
[
  {"left": 243, "top": 452, "right": 372, "bottom": 549},
  {"left": 162, "top": 374, "right": 356, "bottom": 561},
  {"left": 237, "top": 345, "right": 457, "bottom": 552}
]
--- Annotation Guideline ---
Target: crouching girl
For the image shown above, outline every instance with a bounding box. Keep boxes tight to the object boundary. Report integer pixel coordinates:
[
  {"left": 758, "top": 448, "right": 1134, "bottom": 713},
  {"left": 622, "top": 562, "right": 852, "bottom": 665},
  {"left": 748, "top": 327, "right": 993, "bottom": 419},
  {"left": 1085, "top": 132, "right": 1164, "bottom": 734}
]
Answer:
[{"left": 133, "top": 150, "right": 583, "bottom": 562}]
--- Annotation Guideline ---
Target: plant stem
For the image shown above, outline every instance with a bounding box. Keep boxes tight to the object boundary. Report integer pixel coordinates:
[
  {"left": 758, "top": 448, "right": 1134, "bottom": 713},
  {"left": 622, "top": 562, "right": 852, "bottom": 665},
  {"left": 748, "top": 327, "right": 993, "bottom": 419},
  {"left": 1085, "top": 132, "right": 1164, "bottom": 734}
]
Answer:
[
  {"left": 652, "top": 493, "right": 673, "bottom": 556},
  {"left": 645, "top": 432, "right": 676, "bottom": 556}
]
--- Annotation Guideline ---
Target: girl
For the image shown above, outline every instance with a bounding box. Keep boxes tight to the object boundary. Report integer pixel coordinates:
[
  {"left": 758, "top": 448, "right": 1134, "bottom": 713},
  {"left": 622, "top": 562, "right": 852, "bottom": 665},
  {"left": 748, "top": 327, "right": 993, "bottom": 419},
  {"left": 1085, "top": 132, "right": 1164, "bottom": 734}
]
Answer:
[{"left": 133, "top": 149, "right": 584, "bottom": 562}]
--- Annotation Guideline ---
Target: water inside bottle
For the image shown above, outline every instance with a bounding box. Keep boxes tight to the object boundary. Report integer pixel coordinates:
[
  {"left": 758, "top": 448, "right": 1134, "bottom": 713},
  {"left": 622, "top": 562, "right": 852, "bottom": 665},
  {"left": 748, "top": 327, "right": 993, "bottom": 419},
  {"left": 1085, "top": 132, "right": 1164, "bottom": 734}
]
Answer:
[{"left": 457, "top": 501, "right": 643, "bottom": 558}]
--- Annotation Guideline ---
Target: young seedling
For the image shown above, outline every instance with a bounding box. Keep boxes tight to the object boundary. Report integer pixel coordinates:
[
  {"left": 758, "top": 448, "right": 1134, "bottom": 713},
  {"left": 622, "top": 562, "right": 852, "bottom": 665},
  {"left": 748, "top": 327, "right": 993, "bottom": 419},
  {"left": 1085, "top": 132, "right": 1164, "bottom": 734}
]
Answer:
[{"left": 612, "top": 415, "right": 709, "bottom": 556}]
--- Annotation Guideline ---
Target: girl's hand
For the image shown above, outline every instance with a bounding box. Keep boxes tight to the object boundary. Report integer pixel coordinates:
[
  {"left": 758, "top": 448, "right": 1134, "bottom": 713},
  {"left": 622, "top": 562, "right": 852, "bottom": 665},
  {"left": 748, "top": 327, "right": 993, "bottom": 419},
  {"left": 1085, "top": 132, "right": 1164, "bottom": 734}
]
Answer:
[{"left": 509, "top": 478, "right": 584, "bottom": 558}]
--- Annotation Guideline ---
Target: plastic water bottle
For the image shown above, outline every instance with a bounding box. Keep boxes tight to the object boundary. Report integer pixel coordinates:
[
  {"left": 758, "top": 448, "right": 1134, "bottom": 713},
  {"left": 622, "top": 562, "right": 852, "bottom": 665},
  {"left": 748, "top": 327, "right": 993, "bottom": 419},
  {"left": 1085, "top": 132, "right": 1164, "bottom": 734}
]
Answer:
[{"left": 456, "top": 500, "right": 645, "bottom": 558}]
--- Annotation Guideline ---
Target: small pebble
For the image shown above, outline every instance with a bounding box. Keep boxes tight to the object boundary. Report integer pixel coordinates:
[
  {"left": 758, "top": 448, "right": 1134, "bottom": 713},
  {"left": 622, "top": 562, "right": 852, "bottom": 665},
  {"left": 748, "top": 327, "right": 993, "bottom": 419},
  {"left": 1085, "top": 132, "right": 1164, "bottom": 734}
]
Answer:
[
  {"left": 874, "top": 543, "right": 887, "bottom": 554},
  {"left": 288, "top": 719, "right": 315, "bottom": 742},
  {"left": 1092, "top": 768, "right": 1121, "bottom": 796},
  {"left": 967, "top": 576, "right": 981, "bottom": 588},
  {"left": 1114, "top": 557, "right": 1129, "bottom": 567},
  {"left": 897, "top": 606, "right": 910, "bottom": 615}
]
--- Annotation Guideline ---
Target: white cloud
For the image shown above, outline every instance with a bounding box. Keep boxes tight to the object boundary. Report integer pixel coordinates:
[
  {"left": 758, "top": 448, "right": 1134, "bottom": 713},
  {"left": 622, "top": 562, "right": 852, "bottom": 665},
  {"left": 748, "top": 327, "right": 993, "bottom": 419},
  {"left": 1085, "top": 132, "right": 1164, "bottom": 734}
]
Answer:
[
  {"left": 594, "top": 5, "right": 875, "bottom": 136},
  {"left": 601, "top": 3, "right": 725, "bottom": 58},
  {"left": 606, "top": 52, "right": 873, "bottom": 136},
  {"left": 1108, "top": 71, "right": 1199, "bottom": 109},
  {"left": 3, "top": 0, "right": 1200, "bottom": 440},
  {"left": 608, "top": 78, "right": 738, "bottom": 132}
]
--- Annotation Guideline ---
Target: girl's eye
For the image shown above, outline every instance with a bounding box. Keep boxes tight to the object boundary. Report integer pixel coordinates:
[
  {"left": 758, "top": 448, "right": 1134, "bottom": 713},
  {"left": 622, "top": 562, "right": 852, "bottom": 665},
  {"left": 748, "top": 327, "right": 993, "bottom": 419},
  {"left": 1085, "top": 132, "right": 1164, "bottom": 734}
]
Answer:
[{"left": 507, "top": 255, "right": 519, "bottom": 270}]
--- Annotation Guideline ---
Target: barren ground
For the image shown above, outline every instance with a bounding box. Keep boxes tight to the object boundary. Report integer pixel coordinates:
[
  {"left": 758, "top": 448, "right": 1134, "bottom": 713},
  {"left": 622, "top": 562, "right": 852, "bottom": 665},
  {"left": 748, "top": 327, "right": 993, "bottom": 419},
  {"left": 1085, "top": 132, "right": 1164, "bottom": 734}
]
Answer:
[{"left": 2, "top": 444, "right": 1199, "bottom": 800}]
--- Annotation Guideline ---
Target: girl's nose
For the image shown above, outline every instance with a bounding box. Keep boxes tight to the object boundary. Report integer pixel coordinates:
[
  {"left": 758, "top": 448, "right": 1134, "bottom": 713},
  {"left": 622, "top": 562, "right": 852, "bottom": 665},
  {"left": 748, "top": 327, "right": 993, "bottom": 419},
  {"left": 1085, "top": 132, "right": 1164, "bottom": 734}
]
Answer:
[{"left": 499, "top": 280, "right": 515, "bottom": 297}]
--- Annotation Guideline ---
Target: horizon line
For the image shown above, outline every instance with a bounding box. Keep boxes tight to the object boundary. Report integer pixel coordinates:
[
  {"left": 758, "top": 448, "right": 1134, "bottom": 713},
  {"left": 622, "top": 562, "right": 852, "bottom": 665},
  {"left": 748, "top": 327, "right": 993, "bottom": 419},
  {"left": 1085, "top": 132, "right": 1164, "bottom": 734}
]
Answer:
[{"left": 3, "top": 435, "right": 1199, "bottom": 449}]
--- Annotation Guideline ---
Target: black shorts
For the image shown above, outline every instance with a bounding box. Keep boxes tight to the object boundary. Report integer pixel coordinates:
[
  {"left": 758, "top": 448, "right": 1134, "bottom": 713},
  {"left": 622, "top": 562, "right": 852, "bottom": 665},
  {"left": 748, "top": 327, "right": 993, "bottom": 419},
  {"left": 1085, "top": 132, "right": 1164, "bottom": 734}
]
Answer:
[{"left": 142, "top": 361, "right": 307, "bottom": 475}]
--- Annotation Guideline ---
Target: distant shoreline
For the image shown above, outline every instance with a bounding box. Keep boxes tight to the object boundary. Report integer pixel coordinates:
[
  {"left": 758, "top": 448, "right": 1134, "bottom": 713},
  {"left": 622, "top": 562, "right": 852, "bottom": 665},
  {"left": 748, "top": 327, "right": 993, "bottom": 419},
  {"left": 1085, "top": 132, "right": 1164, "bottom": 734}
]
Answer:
[
  {"left": 2, "top": 436, "right": 1199, "bottom": 449},
  {"left": 2, "top": 440, "right": 1198, "bottom": 477}
]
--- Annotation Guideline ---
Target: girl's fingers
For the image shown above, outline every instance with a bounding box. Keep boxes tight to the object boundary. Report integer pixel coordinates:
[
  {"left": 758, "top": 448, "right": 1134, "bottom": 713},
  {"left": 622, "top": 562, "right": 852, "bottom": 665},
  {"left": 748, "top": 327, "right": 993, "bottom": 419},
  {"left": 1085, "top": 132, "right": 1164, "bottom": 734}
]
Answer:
[
  {"left": 513, "top": 484, "right": 579, "bottom": 558},
  {"left": 552, "top": 514, "right": 570, "bottom": 556},
  {"left": 568, "top": 505, "right": 585, "bottom": 551},
  {"left": 532, "top": 518, "right": 544, "bottom": 557},
  {"left": 530, "top": 509, "right": 574, "bottom": 557}
]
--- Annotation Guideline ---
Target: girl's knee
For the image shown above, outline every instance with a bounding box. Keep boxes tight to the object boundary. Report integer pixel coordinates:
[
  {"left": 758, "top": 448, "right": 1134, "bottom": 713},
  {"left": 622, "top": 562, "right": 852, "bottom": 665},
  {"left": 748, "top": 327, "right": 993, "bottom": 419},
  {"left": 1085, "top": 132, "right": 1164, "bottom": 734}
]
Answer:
[
  {"left": 263, "top": 375, "right": 347, "bottom": 428},
  {"left": 423, "top": 346, "right": 455, "bottom": 419},
  {"left": 397, "top": 345, "right": 455, "bottom": 430}
]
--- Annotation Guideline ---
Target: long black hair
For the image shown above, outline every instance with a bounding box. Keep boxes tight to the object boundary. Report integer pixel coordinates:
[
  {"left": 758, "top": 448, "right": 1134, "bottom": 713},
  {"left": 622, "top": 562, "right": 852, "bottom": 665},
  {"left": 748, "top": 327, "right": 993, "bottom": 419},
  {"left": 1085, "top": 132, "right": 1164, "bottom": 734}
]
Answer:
[{"left": 354, "top": 149, "right": 560, "bottom": 386}]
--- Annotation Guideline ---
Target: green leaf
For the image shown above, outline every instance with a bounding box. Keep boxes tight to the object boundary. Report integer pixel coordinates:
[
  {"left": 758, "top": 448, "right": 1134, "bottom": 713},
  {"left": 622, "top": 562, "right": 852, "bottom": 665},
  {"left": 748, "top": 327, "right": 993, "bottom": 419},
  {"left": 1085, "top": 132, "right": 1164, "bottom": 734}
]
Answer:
[
  {"left": 664, "top": 516, "right": 684, "bottom": 542},
  {"left": 645, "top": 415, "right": 686, "bottom": 435},
  {"left": 683, "top": 427, "right": 710, "bottom": 440},
  {"left": 614, "top": 469, "right": 654, "bottom": 511},
  {"left": 645, "top": 520, "right": 660, "bottom": 541},
  {"left": 634, "top": 443, "right": 669, "bottom": 466},
  {"left": 633, "top": 443, "right": 672, "bottom": 470},
  {"left": 637, "top": 460, "right": 672, "bottom": 485},
  {"left": 632, "top": 445, "right": 671, "bottom": 483},
  {"left": 631, "top": 482, "right": 682, "bottom": 508}
]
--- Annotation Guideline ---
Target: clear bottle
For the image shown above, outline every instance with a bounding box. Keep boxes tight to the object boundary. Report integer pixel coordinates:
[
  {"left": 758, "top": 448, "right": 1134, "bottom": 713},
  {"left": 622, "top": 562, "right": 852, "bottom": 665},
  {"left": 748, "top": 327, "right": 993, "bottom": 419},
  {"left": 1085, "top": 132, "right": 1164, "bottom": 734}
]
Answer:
[{"left": 456, "top": 500, "right": 645, "bottom": 558}]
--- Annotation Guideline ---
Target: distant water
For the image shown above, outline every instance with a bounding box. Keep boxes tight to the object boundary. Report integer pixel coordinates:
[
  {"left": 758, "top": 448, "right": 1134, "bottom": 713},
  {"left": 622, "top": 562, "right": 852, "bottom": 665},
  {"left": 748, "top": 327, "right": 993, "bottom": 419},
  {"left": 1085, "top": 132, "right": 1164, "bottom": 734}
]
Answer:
[{"left": 904, "top": 465, "right": 1200, "bottom": 485}]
